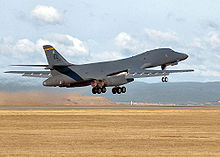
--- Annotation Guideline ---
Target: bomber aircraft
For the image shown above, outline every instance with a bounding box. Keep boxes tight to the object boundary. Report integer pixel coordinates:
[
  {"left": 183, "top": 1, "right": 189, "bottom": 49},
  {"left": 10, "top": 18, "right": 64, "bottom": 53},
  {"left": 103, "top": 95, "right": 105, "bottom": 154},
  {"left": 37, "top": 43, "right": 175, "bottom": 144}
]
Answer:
[{"left": 5, "top": 45, "right": 193, "bottom": 94}]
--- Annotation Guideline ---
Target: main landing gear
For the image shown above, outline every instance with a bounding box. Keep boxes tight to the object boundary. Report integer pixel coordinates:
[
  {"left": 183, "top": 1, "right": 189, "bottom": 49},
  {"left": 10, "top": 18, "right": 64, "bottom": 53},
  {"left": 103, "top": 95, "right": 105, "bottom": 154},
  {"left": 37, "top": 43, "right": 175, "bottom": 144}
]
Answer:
[
  {"left": 91, "top": 80, "right": 127, "bottom": 95},
  {"left": 112, "top": 86, "right": 126, "bottom": 94},
  {"left": 162, "top": 76, "right": 168, "bottom": 82},
  {"left": 92, "top": 86, "right": 107, "bottom": 94},
  {"left": 161, "top": 65, "right": 168, "bottom": 82}
]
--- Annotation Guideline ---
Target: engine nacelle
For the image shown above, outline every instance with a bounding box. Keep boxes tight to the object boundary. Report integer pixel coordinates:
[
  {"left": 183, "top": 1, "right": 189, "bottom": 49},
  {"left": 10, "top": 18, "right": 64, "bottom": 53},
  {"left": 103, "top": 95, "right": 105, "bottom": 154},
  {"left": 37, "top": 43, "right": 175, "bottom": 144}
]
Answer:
[
  {"left": 43, "top": 77, "right": 61, "bottom": 86},
  {"left": 43, "top": 76, "right": 76, "bottom": 87},
  {"left": 105, "top": 75, "right": 134, "bottom": 87}
]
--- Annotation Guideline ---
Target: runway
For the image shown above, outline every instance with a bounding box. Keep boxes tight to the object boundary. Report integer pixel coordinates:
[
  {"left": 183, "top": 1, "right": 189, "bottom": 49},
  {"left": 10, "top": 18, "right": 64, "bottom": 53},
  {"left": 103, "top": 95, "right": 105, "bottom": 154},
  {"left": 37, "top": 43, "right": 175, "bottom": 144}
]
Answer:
[{"left": 1, "top": 105, "right": 220, "bottom": 110}]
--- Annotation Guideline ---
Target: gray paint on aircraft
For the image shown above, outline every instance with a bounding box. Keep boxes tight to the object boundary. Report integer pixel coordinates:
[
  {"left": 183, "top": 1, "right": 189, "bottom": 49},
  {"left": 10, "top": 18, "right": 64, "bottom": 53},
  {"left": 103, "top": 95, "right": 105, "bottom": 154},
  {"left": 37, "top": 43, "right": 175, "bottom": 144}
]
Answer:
[{"left": 5, "top": 45, "right": 193, "bottom": 92}]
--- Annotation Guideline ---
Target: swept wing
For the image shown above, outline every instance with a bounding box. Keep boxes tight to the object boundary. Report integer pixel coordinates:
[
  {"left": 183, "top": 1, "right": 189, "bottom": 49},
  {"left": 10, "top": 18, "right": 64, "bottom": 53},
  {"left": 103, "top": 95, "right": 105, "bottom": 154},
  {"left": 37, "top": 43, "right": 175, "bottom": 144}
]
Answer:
[{"left": 126, "top": 69, "right": 194, "bottom": 78}]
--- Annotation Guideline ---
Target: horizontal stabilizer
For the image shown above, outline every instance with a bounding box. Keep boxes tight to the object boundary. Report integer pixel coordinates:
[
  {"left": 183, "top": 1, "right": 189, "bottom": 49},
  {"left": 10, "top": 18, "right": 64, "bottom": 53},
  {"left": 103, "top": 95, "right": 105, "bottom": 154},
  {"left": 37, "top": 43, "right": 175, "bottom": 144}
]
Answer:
[
  {"left": 11, "top": 65, "right": 49, "bottom": 67},
  {"left": 5, "top": 71, "right": 51, "bottom": 78},
  {"left": 10, "top": 64, "right": 74, "bottom": 69}
]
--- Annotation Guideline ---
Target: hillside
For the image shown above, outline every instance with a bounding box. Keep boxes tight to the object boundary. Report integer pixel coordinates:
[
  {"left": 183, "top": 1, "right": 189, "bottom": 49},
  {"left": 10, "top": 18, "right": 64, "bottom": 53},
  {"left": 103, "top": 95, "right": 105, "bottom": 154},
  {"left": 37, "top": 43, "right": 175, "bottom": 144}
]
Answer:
[
  {"left": 0, "top": 91, "right": 114, "bottom": 106},
  {"left": 84, "top": 82, "right": 220, "bottom": 105},
  {"left": 1, "top": 81, "right": 220, "bottom": 105}
]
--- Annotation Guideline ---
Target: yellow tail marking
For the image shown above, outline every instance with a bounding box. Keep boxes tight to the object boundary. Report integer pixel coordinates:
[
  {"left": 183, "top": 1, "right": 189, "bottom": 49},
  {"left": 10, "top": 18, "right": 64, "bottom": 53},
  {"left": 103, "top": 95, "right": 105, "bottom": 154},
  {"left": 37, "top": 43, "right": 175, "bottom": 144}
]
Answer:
[{"left": 44, "top": 47, "right": 54, "bottom": 51}]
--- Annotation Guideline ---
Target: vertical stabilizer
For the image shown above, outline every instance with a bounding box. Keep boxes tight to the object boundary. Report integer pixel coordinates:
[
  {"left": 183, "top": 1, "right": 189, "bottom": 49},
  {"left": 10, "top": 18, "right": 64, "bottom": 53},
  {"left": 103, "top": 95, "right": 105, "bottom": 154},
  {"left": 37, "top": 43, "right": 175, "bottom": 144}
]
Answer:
[{"left": 43, "top": 45, "right": 70, "bottom": 67}]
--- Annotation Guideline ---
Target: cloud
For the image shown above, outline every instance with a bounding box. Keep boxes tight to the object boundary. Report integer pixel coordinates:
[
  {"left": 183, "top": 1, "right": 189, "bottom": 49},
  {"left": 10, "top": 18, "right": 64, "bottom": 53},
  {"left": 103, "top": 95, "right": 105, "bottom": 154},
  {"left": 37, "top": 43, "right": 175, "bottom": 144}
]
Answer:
[
  {"left": 90, "top": 51, "right": 125, "bottom": 62},
  {"left": 14, "top": 39, "right": 36, "bottom": 53},
  {"left": 144, "top": 28, "right": 178, "bottom": 43},
  {"left": 188, "top": 31, "right": 220, "bottom": 51},
  {"left": 0, "top": 37, "right": 38, "bottom": 60},
  {"left": 45, "top": 33, "right": 88, "bottom": 56},
  {"left": 205, "top": 32, "right": 220, "bottom": 49},
  {"left": 0, "top": 33, "right": 89, "bottom": 65},
  {"left": 188, "top": 38, "right": 204, "bottom": 49},
  {"left": 30, "top": 5, "right": 62, "bottom": 25},
  {"left": 184, "top": 31, "right": 220, "bottom": 78},
  {"left": 114, "top": 32, "right": 147, "bottom": 55},
  {"left": 115, "top": 32, "right": 136, "bottom": 50}
]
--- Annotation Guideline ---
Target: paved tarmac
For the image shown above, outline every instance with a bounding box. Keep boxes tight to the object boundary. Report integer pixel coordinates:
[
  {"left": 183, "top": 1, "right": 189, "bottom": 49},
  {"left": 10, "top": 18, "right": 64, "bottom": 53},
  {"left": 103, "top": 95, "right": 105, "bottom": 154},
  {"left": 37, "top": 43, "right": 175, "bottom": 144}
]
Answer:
[{"left": 0, "top": 105, "right": 220, "bottom": 110}]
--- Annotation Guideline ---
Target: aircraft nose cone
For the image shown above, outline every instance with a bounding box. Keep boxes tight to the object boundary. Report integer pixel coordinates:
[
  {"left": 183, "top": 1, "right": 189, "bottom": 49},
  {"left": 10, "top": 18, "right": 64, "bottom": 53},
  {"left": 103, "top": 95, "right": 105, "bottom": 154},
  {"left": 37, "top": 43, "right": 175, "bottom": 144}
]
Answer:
[
  {"left": 183, "top": 53, "right": 188, "bottom": 60},
  {"left": 180, "top": 53, "right": 188, "bottom": 60}
]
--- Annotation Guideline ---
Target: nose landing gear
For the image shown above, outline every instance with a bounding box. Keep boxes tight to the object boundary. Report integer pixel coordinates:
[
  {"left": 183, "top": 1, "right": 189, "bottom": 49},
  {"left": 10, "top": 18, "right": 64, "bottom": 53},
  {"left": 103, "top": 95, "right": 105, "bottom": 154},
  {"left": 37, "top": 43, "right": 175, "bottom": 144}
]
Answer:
[
  {"left": 162, "top": 76, "right": 168, "bottom": 82},
  {"left": 161, "top": 65, "right": 168, "bottom": 82}
]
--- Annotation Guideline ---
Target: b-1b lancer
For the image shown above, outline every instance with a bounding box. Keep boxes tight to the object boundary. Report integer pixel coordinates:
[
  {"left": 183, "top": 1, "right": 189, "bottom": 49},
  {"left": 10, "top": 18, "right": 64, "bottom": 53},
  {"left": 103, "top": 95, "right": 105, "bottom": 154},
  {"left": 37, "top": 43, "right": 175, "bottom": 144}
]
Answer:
[{"left": 5, "top": 45, "right": 193, "bottom": 94}]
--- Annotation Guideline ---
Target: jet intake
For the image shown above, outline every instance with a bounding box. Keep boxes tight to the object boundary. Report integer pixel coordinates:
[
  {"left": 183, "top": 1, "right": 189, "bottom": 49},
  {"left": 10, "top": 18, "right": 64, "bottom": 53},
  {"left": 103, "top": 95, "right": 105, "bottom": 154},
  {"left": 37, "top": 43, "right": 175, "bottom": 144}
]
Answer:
[
  {"left": 170, "top": 61, "right": 178, "bottom": 66},
  {"left": 161, "top": 61, "right": 179, "bottom": 70}
]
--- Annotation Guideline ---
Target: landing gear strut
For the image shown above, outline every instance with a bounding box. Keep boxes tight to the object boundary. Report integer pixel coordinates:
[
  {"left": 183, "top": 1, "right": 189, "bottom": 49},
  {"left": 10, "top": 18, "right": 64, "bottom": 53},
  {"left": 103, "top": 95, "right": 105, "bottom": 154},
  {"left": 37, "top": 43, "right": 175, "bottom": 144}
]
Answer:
[
  {"left": 161, "top": 65, "right": 168, "bottom": 82},
  {"left": 162, "top": 76, "right": 168, "bottom": 82},
  {"left": 112, "top": 86, "right": 126, "bottom": 94},
  {"left": 91, "top": 80, "right": 107, "bottom": 94}
]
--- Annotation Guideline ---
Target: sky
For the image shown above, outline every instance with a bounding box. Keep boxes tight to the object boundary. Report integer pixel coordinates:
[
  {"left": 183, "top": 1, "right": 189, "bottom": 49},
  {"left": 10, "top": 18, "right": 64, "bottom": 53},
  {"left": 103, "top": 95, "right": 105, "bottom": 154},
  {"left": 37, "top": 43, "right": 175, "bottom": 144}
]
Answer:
[{"left": 1, "top": 0, "right": 220, "bottom": 87}]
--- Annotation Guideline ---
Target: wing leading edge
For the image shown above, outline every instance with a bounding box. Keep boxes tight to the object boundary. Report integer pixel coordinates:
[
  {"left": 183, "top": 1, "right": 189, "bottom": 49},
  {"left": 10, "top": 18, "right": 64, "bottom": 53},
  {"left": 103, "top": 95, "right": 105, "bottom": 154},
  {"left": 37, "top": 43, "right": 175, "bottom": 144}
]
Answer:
[
  {"left": 126, "top": 69, "right": 194, "bottom": 78},
  {"left": 4, "top": 71, "right": 51, "bottom": 78}
]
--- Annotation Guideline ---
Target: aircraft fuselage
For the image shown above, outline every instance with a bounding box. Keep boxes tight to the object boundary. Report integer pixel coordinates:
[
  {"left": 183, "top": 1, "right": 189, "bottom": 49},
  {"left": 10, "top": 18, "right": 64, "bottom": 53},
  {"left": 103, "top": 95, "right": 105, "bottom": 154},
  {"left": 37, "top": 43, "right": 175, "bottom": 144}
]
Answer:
[{"left": 43, "top": 48, "right": 188, "bottom": 87}]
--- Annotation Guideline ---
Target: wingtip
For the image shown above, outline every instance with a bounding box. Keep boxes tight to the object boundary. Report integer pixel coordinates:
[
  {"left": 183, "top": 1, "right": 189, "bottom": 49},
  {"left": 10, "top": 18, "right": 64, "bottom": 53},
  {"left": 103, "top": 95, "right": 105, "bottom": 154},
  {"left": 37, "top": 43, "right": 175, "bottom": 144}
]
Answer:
[{"left": 10, "top": 65, "right": 20, "bottom": 66}]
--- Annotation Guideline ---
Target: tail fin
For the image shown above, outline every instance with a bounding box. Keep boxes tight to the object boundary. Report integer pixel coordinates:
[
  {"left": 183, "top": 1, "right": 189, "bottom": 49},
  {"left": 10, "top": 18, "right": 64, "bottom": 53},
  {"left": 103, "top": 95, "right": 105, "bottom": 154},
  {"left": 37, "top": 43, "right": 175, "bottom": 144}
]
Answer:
[{"left": 43, "top": 45, "right": 70, "bottom": 67}]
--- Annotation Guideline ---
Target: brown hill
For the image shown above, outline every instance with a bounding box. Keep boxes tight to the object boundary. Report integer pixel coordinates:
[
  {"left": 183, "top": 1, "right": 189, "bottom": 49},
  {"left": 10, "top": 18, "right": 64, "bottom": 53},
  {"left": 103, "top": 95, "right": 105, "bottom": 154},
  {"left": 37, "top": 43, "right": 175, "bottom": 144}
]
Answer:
[{"left": 0, "top": 91, "right": 115, "bottom": 106}]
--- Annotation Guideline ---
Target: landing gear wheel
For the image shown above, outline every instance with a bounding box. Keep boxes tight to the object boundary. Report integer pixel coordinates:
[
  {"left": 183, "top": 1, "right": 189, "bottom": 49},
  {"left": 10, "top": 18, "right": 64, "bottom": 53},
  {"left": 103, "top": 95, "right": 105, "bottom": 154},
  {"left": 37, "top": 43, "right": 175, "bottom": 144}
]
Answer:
[
  {"left": 162, "top": 77, "right": 168, "bottom": 82},
  {"left": 164, "top": 77, "right": 168, "bottom": 82},
  {"left": 121, "top": 87, "right": 126, "bottom": 93},
  {"left": 101, "top": 87, "right": 107, "bottom": 93},
  {"left": 97, "top": 88, "right": 102, "bottom": 94},
  {"left": 116, "top": 87, "right": 122, "bottom": 94},
  {"left": 112, "top": 88, "right": 117, "bottom": 94},
  {"left": 92, "top": 87, "right": 97, "bottom": 94}
]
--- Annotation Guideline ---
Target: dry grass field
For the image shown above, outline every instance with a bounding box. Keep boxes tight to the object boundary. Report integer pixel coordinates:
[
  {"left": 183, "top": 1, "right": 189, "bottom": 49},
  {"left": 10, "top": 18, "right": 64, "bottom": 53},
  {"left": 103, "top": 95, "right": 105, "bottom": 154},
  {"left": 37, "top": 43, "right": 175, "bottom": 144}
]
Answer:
[{"left": 0, "top": 110, "right": 220, "bottom": 156}]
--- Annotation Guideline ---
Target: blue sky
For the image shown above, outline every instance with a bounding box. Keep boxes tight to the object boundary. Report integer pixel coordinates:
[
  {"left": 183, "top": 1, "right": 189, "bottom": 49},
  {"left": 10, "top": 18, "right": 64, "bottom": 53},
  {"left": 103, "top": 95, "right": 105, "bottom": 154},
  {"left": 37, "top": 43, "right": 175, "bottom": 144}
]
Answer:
[{"left": 1, "top": 0, "right": 220, "bottom": 86}]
